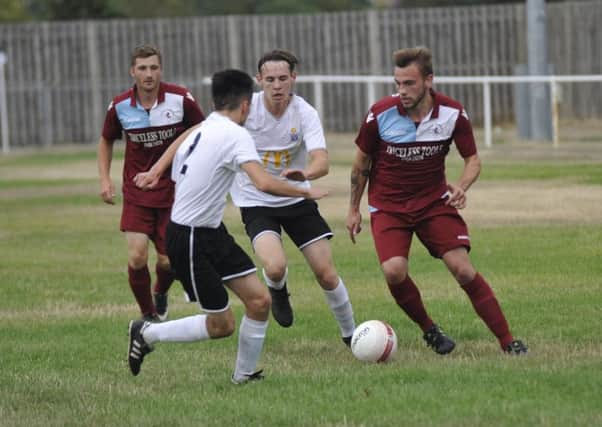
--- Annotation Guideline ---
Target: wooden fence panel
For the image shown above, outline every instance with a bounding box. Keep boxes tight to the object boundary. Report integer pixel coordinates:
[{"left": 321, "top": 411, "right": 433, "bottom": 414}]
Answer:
[{"left": 0, "top": 1, "right": 601, "bottom": 147}]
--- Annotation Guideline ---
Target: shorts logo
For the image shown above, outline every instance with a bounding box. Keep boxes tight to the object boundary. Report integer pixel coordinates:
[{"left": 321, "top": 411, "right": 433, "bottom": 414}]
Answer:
[
  {"left": 457, "top": 235, "right": 470, "bottom": 240},
  {"left": 290, "top": 128, "right": 299, "bottom": 142}
]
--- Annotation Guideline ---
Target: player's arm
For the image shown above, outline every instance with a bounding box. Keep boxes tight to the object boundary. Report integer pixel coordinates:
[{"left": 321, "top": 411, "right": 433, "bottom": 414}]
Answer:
[
  {"left": 446, "top": 154, "right": 481, "bottom": 210},
  {"left": 281, "top": 148, "right": 329, "bottom": 182},
  {"left": 134, "top": 124, "right": 201, "bottom": 190},
  {"left": 346, "top": 147, "right": 371, "bottom": 244},
  {"left": 97, "top": 136, "right": 115, "bottom": 205},
  {"left": 242, "top": 161, "right": 327, "bottom": 200}
]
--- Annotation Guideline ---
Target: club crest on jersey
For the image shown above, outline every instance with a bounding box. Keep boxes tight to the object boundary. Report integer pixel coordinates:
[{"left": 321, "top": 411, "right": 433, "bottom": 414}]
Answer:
[{"left": 290, "top": 128, "right": 299, "bottom": 142}]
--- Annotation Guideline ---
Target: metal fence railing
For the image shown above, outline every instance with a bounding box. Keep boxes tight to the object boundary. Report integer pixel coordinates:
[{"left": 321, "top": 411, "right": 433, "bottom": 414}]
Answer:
[{"left": 0, "top": 1, "right": 601, "bottom": 148}]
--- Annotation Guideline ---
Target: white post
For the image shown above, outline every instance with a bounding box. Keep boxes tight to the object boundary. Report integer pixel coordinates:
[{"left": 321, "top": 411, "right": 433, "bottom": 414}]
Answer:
[
  {"left": 366, "top": 81, "right": 377, "bottom": 108},
  {"left": 313, "top": 81, "right": 324, "bottom": 121},
  {"left": 483, "top": 80, "right": 492, "bottom": 148},
  {"left": 550, "top": 79, "right": 560, "bottom": 148},
  {"left": 0, "top": 51, "right": 9, "bottom": 154}
]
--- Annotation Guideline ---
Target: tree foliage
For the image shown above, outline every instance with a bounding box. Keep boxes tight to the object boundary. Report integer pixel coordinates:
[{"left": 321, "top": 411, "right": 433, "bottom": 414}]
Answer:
[
  {"left": 0, "top": 0, "right": 571, "bottom": 22},
  {"left": 0, "top": 0, "right": 30, "bottom": 21}
]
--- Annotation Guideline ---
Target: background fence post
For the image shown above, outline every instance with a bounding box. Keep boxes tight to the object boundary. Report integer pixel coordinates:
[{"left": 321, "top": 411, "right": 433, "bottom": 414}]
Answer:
[
  {"left": 87, "top": 21, "right": 102, "bottom": 144},
  {"left": 0, "top": 51, "right": 9, "bottom": 154}
]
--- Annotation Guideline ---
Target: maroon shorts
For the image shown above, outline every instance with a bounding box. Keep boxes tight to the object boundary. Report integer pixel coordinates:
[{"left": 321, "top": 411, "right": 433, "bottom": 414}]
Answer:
[
  {"left": 120, "top": 200, "right": 171, "bottom": 255},
  {"left": 370, "top": 200, "right": 471, "bottom": 263}
]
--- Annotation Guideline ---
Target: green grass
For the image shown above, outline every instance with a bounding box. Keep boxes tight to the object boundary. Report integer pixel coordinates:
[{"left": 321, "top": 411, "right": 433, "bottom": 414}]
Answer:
[{"left": 1, "top": 147, "right": 601, "bottom": 427}]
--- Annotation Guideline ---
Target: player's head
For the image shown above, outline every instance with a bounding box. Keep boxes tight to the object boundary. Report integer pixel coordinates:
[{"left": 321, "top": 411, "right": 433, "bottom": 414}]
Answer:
[
  {"left": 130, "top": 44, "right": 162, "bottom": 94},
  {"left": 256, "top": 49, "right": 298, "bottom": 109},
  {"left": 130, "top": 44, "right": 162, "bottom": 67},
  {"left": 257, "top": 49, "right": 298, "bottom": 74},
  {"left": 392, "top": 46, "right": 434, "bottom": 111},
  {"left": 211, "top": 69, "right": 254, "bottom": 124},
  {"left": 392, "top": 46, "right": 433, "bottom": 78}
]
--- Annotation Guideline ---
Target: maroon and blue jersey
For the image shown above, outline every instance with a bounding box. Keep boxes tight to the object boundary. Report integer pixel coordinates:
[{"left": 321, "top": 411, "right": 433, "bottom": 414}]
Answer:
[
  {"left": 355, "top": 90, "right": 476, "bottom": 214},
  {"left": 102, "top": 82, "right": 205, "bottom": 207}
]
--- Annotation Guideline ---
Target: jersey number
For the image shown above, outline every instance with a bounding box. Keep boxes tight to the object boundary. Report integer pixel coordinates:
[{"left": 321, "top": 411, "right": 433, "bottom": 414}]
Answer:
[{"left": 180, "top": 132, "right": 201, "bottom": 175}]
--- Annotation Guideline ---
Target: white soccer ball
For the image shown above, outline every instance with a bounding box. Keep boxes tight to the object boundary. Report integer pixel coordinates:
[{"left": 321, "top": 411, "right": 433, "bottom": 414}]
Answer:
[{"left": 351, "top": 320, "right": 398, "bottom": 363}]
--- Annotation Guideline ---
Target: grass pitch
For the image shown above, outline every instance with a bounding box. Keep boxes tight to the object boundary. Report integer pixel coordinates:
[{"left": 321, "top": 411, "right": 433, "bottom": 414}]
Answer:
[{"left": 1, "top": 136, "right": 601, "bottom": 427}]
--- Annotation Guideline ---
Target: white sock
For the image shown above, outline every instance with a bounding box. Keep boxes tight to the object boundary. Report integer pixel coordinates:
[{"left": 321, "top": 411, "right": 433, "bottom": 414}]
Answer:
[
  {"left": 232, "top": 315, "right": 268, "bottom": 382},
  {"left": 142, "top": 315, "right": 209, "bottom": 344},
  {"left": 323, "top": 278, "right": 356, "bottom": 338},
  {"left": 262, "top": 267, "right": 288, "bottom": 290}
]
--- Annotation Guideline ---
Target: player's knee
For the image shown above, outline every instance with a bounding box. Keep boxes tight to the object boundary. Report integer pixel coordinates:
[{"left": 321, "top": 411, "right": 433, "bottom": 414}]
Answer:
[
  {"left": 207, "top": 314, "right": 235, "bottom": 338},
  {"left": 381, "top": 262, "right": 408, "bottom": 285},
  {"left": 450, "top": 264, "right": 476, "bottom": 286},
  {"left": 315, "top": 268, "right": 339, "bottom": 290},
  {"left": 156, "top": 255, "right": 171, "bottom": 271},
  {"left": 245, "top": 291, "right": 271, "bottom": 319},
  {"left": 128, "top": 252, "right": 148, "bottom": 270},
  {"left": 263, "top": 261, "right": 287, "bottom": 282}
]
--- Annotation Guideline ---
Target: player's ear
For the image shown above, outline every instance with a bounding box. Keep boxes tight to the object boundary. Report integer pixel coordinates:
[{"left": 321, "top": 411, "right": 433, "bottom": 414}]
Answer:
[
  {"left": 290, "top": 71, "right": 297, "bottom": 82},
  {"left": 425, "top": 73, "right": 434, "bottom": 88},
  {"left": 129, "top": 66, "right": 135, "bottom": 78},
  {"left": 255, "top": 72, "right": 262, "bottom": 84}
]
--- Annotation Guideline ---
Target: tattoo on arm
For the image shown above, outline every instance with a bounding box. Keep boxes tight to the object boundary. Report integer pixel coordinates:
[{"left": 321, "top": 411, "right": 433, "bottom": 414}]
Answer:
[{"left": 350, "top": 167, "right": 369, "bottom": 207}]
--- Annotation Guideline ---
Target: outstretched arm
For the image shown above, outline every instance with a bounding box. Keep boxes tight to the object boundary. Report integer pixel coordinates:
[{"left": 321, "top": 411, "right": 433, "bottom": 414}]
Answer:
[
  {"left": 446, "top": 153, "right": 481, "bottom": 209},
  {"left": 134, "top": 124, "right": 201, "bottom": 189},
  {"left": 243, "top": 161, "right": 328, "bottom": 200},
  {"left": 346, "top": 148, "right": 371, "bottom": 244}
]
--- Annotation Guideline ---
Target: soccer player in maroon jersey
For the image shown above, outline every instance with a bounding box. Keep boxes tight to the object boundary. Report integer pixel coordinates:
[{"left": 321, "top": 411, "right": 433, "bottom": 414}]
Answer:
[
  {"left": 97, "top": 44, "right": 204, "bottom": 322},
  {"left": 346, "top": 46, "right": 527, "bottom": 355}
]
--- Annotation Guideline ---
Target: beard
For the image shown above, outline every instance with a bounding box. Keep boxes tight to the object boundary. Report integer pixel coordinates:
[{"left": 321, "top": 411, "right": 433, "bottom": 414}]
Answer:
[{"left": 402, "top": 86, "right": 428, "bottom": 111}]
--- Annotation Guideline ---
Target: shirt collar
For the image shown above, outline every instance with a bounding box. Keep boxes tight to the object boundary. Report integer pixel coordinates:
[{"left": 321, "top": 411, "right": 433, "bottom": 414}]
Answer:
[{"left": 130, "top": 82, "right": 166, "bottom": 107}]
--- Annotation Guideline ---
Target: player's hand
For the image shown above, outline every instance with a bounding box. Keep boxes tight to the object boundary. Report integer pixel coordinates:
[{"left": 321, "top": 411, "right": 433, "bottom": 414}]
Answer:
[
  {"left": 306, "top": 187, "right": 328, "bottom": 200},
  {"left": 134, "top": 171, "right": 160, "bottom": 190},
  {"left": 281, "top": 168, "right": 307, "bottom": 182},
  {"left": 100, "top": 180, "right": 115, "bottom": 205},
  {"left": 346, "top": 210, "right": 362, "bottom": 244},
  {"left": 445, "top": 183, "right": 467, "bottom": 209}
]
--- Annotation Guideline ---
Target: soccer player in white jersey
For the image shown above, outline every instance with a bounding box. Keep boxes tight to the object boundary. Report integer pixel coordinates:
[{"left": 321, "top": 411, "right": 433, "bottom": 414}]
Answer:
[
  {"left": 229, "top": 49, "right": 356, "bottom": 346},
  {"left": 127, "top": 69, "right": 327, "bottom": 384}
]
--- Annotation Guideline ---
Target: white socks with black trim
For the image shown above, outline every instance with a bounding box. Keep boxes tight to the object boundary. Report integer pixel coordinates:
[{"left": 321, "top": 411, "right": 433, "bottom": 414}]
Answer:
[
  {"left": 142, "top": 314, "right": 210, "bottom": 344},
  {"left": 323, "top": 278, "right": 356, "bottom": 338},
  {"left": 233, "top": 315, "right": 268, "bottom": 382}
]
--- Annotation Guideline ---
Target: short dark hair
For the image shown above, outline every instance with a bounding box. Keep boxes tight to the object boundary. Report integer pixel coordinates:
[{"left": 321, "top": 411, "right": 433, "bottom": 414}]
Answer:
[
  {"left": 392, "top": 46, "right": 433, "bottom": 77},
  {"left": 211, "top": 69, "right": 254, "bottom": 111},
  {"left": 257, "top": 49, "right": 298, "bottom": 74},
  {"left": 131, "top": 44, "right": 162, "bottom": 67}
]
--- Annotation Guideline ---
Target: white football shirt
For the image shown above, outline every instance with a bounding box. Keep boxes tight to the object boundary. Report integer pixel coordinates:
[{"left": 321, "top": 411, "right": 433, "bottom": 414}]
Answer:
[
  {"left": 230, "top": 92, "right": 327, "bottom": 208},
  {"left": 170, "top": 112, "right": 260, "bottom": 228}
]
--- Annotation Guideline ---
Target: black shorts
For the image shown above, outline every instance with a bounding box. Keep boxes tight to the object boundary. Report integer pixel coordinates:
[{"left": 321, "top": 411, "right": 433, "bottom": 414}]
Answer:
[
  {"left": 166, "top": 221, "right": 257, "bottom": 312},
  {"left": 240, "top": 200, "right": 333, "bottom": 249}
]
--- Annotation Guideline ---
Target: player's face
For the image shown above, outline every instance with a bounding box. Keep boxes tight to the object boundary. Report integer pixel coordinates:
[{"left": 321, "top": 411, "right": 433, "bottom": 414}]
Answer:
[
  {"left": 394, "top": 63, "right": 433, "bottom": 111},
  {"left": 130, "top": 55, "right": 162, "bottom": 94},
  {"left": 257, "top": 60, "right": 296, "bottom": 107}
]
